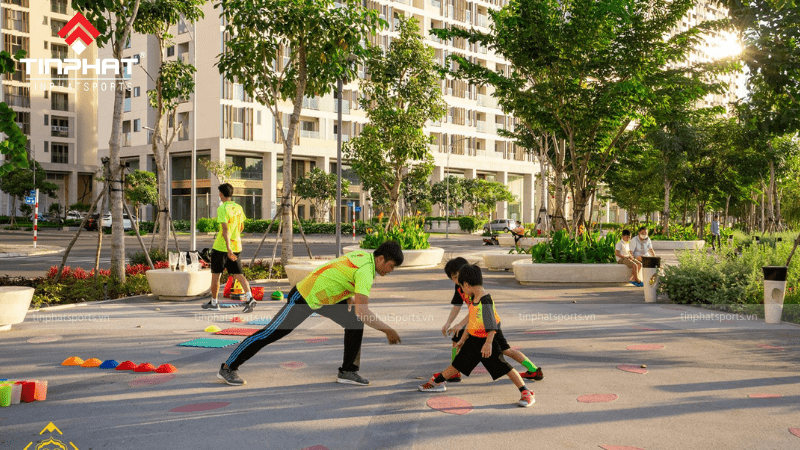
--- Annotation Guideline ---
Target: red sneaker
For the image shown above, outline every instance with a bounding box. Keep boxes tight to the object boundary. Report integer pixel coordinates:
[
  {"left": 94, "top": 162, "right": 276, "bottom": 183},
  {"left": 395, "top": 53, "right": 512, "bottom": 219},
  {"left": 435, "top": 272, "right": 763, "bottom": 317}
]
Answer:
[
  {"left": 518, "top": 389, "right": 535, "bottom": 407},
  {"left": 520, "top": 368, "right": 544, "bottom": 381},
  {"left": 449, "top": 372, "right": 462, "bottom": 383}
]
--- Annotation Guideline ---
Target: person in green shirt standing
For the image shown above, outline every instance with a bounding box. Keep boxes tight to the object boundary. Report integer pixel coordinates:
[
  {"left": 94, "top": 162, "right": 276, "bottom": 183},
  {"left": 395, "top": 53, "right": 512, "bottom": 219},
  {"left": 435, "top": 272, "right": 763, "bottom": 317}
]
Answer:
[
  {"left": 201, "top": 183, "right": 255, "bottom": 312},
  {"left": 217, "top": 241, "right": 405, "bottom": 387}
]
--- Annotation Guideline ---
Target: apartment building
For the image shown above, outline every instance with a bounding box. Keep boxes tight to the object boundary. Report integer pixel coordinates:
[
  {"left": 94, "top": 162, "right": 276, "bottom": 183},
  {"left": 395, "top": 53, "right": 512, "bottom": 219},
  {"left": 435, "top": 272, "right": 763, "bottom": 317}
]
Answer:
[
  {"left": 0, "top": 0, "right": 98, "bottom": 216},
  {"left": 97, "top": 1, "right": 542, "bottom": 225}
]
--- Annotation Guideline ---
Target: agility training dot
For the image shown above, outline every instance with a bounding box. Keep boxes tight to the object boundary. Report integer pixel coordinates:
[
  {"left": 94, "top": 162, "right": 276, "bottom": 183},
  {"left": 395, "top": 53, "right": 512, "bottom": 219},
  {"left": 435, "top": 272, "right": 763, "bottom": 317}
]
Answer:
[
  {"left": 116, "top": 360, "right": 137, "bottom": 371},
  {"left": 81, "top": 358, "right": 102, "bottom": 368},
  {"left": 61, "top": 356, "right": 84, "bottom": 366},
  {"left": 134, "top": 363, "right": 156, "bottom": 373},
  {"left": 155, "top": 364, "right": 178, "bottom": 373},
  {"left": 99, "top": 360, "right": 120, "bottom": 369},
  {"left": 204, "top": 325, "right": 222, "bottom": 333}
]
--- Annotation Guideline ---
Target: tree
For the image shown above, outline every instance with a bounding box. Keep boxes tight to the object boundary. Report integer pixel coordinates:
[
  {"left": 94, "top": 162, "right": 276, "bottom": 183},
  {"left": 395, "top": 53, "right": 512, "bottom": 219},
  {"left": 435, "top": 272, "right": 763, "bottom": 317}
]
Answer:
[
  {"left": 217, "top": 0, "right": 384, "bottom": 265},
  {"left": 465, "top": 180, "right": 515, "bottom": 219},
  {"left": 201, "top": 160, "right": 240, "bottom": 184},
  {"left": 74, "top": 0, "right": 143, "bottom": 283},
  {"left": 49, "top": 203, "right": 62, "bottom": 218},
  {"left": 0, "top": 160, "right": 58, "bottom": 225},
  {"left": 431, "top": 176, "right": 466, "bottom": 216},
  {"left": 294, "top": 168, "right": 349, "bottom": 222},
  {"left": 433, "top": 0, "right": 736, "bottom": 232},
  {"left": 125, "top": 170, "right": 158, "bottom": 221},
  {"left": 344, "top": 17, "right": 447, "bottom": 231},
  {"left": 402, "top": 173, "right": 433, "bottom": 216},
  {"left": 0, "top": 50, "right": 28, "bottom": 178},
  {"left": 133, "top": 0, "right": 204, "bottom": 253}
]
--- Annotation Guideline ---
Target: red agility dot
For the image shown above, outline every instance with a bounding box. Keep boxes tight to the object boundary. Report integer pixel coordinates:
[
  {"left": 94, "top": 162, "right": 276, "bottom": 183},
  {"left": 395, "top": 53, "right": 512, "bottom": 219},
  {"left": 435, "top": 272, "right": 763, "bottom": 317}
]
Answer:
[
  {"left": 426, "top": 396, "right": 473, "bottom": 415},
  {"left": 305, "top": 337, "right": 328, "bottom": 344},
  {"left": 129, "top": 373, "right": 176, "bottom": 388},
  {"left": 134, "top": 363, "right": 156, "bottom": 372},
  {"left": 116, "top": 360, "right": 137, "bottom": 371},
  {"left": 577, "top": 394, "right": 618, "bottom": 403},
  {"left": 280, "top": 361, "right": 307, "bottom": 370},
  {"left": 790, "top": 428, "right": 800, "bottom": 438},
  {"left": 155, "top": 364, "right": 178, "bottom": 373}
]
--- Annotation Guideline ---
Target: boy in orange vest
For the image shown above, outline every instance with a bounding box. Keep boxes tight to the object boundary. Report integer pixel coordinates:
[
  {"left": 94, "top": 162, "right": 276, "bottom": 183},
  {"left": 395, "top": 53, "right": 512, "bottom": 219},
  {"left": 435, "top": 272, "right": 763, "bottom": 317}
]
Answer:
[{"left": 420, "top": 264, "right": 535, "bottom": 407}]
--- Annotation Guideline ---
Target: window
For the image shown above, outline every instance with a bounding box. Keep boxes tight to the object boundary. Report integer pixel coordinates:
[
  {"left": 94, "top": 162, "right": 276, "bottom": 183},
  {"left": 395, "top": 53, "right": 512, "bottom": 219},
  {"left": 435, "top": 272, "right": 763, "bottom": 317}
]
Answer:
[
  {"left": 226, "top": 155, "right": 263, "bottom": 180},
  {"left": 178, "top": 112, "right": 189, "bottom": 140},
  {"left": 3, "top": 8, "right": 29, "bottom": 32},
  {"left": 51, "top": 116, "right": 68, "bottom": 137},
  {"left": 3, "top": 85, "right": 29, "bottom": 108},
  {"left": 133, "top": 119, "right": 141, "bottom": 132},
  {"left": 51, "top": 68, "right": 68, "bottom": 87},
  {"left": 166, "top": 46, "right": 175, "bottom": 57},
  {"left": 51, "top": 92, "right": 68, "bottom": 111},
  {"left": 44, "top": 41, "right": 48, "bottom": 49},
  {"left": 14, "top": 111, "right": 29, "bottom": 135},
  {"left": 291, "top": 160, "right": 306, "bottom": 180},
  {"left": 44, "top": 141, "right": 49, "bottom": 153},
  {"left": 133, "top": 86, "right": 140, "bottom": 97},
  {"left": 51, "top": 43, "right": 68, "bottom": 60},
  {"left": 3, "top": 0, "right": 29, "bottom": 6},
  {"left": 44, "top": 115, "right": 49, "bottom": 126},
  {"left": 4, "top": 34, "right": 28, "bottom": 82},
  {"left": 51, "top": 19, "right": 66, "bottom": 37},
  {"left": 132, "top": 54, "right": 140, "bottom": 65},
  {"left": 51, "top": 0, "right": 67, "bottom": 14},
  {"left": 51, "top": 143, "right": 68, "bottom": 164},
  {"left": 256, "top": 110, "right": 261, "bottom": 125}
]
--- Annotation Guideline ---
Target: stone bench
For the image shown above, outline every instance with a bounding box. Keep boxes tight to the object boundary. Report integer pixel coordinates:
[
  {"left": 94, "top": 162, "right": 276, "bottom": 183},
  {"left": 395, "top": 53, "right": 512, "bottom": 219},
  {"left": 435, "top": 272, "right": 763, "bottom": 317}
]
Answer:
[
  {"left": 512, "top": 261, "right": 641, "bottom": 285},
  {"left": 285, "top": 260, "right": 329, "bottom": 286},
  {"left": 342, "top": 246, "right": 445, "bottom": 269},
  {"left": 145, "top": 268, "right": 213, "bottom": 301},
  {"left": 497, "top": 235, "right": 547, "bottom": 247},
  {"left": 651, "top": 240, "right": 705, "bottom": 251},
  {"left": 483, "top": 252, "right": 531, "bottom": 271}
]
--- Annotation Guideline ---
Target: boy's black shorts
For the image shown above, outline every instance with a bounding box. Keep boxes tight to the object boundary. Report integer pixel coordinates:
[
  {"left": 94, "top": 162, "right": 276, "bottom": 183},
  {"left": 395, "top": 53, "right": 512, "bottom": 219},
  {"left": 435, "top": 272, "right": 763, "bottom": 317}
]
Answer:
[
  {"left": 452, "top": 334, "right": 514, "bottom": 380},
  {"left": 453, "top": 326, "right": 511, "bottom": 352},
  {"left": 210, "top": 249, "right": 243, "bottom": 274}
]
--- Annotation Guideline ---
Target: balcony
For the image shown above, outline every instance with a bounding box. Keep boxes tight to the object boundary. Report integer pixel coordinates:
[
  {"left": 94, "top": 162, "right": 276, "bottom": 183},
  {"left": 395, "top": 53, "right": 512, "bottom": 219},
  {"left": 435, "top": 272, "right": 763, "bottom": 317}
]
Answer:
[
  {"left": 229, "top": 170, "right": 262, "bottom": 181},
  {"left": 476, "top": 120, "right": 487, "bottom": 133},
  {"left": 430, "top": 0, "right": 440, "bottom": 7},
  {"left": 299, "top": 129, "right": 320, "bottom": 139},
  {"left": 302, "top": 96, "right": 319, "bottom": 110},
  {"left": 51, "top": 0, "right": 67, "bottom": 14},
  {"left": 334, "top": 99, "right": 350, "bottom": 114},
  {"left": 4, "top": 94, "right": 29, "bottom": 108},
  {"left": 15, "top": 122, "right": 29, "bottom": 135},
  {"left": 477, "top": 14, "right": 488, "bottom": 28},
  {"left": 51, "top": 125, "right": 69, "bottom": 138},
  {"left": 232, "top": 122, "right": 243, "bottom": 139}
]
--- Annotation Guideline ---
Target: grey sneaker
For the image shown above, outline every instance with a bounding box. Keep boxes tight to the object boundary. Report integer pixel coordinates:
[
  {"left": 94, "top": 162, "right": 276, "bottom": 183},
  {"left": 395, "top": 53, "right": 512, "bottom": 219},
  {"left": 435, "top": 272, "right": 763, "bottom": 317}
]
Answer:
[
  {"left": 217, "top": 363, "right": 246, "bottom": 386},
  {"left": 242, "top": 298, "right": 257, "bottom": 314},
  {"left": 337, "top": 370, "right": 370, "bottom": 386},
  {"left": 202, "top": 301, "right": 220, "bottom": 311}
]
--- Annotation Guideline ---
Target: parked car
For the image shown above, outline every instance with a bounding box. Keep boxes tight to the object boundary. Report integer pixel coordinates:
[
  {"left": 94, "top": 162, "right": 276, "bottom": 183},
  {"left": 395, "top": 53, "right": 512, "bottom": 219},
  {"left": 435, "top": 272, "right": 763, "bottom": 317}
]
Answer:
[
  {"left": 66, "top": 211, "right": 84, "bottom": 221},
  {"left": 38, "top": 214, "right": 63, "bottom": 224},
  {"left": 483, "top": 218, "right": 516, "bottom": 234},
  {"left": 84, "top": 213, "right": 137, "bottom": 231}
]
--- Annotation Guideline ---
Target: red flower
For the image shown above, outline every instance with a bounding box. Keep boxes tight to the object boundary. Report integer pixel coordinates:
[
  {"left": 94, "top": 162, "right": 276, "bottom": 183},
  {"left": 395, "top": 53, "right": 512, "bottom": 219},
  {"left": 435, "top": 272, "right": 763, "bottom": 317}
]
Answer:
[
  {"left": 72, "top": 267, "right": 88, "bottom": 279},
  {"left": 47, "top": 266, "right": 59, "bottom": 279}
]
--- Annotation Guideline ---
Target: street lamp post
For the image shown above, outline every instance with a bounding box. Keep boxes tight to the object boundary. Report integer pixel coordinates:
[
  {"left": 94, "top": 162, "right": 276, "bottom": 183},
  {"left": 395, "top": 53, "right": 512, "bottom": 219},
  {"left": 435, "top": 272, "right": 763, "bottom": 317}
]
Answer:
[
  {"left": 445, "top": 136, "right": 470, "bottom": 239},
  {"left": 335, "top": 78, "right": 343, "bottom": 257},
  {"left": 184, "top": 18, "right": 198, "bottom": 252}
]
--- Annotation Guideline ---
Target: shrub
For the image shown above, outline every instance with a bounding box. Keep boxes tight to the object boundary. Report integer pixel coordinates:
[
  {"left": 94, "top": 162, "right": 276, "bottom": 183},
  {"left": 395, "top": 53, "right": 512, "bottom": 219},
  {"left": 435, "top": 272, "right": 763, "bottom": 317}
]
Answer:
[
  {"left": 197, "top": 217, "right": 220, "bottom": 232},
  {"left": 360, "top": 218, "right": 430, "bottom": 250},
  {"left": 128, "top": 249, "right": 168, "bottom": 266},
  {"left": 528, "top": 230, "right": 618, "bottom": 264},
  {"left": 458, "top": 216, "right": 487, "bottom": 233}
]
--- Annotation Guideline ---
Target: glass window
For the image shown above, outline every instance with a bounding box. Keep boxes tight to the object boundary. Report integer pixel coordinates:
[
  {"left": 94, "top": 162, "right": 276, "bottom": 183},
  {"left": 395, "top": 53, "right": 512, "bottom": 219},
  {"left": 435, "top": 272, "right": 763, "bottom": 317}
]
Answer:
[
  {"left": 226, "top": 155, "right": 262, "bottom": 180},
  {"left": 51, "top": 142, "right": 68, "bottom": 164}
]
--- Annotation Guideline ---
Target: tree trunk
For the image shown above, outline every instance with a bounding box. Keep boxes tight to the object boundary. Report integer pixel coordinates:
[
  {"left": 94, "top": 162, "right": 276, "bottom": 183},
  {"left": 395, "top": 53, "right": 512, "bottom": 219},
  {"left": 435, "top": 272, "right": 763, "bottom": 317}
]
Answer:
[
  {"left": 760, "top": 189, "right": 765, "bottom": 233},
  {"left": 776, "top": 187, "right": 783, "bottom": 229},
  {"left": 682, "top": 195, "right": 688, "bottom": 228},
  {"left": 697, "top": 201, "right": 706, "bottom": 240},
  {"left": 767, "top": 160, "right": 776, "bottom": 233},
  {"left": 152, "top": 38, "right": 169, "bottom": 254},
  {"left": 280, "top": 44, "right": 309, "bottom": 266},
  {"left": 536, "top": 138, "right": 549, "bottom": 233},
  {"left": 552, "top": 138, "right": 568, "bottom": 231},
  {"left": 661, "top": 176, "right": 671, "bottom": 237},
  {"left": 724, "top": 195, "right": 730, "bottom": 232}
]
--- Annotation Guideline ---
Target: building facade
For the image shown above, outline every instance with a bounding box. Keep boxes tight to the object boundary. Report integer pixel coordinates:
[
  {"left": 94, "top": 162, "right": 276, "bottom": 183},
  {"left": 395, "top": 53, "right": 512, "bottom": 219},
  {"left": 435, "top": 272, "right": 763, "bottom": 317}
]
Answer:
[
  {"left": 0, "top": 0, "right": 98, "bottom": 216},
  {"left": 97, "top": 1, "right": 543, "bottom": 225}
]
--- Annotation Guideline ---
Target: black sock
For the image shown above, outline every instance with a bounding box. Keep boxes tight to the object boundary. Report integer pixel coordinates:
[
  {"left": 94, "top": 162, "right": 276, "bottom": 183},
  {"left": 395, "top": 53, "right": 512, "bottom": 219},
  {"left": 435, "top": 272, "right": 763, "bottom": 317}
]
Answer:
[
  {"left": 434, "top": 374, "right": 447, "bottom": 383},
  {"left": 519, "top": 385, "right": 529, "bottom": 393}
]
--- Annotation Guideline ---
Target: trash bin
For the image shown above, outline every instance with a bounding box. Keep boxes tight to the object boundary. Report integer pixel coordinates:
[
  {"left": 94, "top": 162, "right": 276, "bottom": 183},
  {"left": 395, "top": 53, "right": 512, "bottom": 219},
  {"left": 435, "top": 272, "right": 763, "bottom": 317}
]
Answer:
[
  {"left": 641, "top": 256, "right": 661, "bottom": 303},
  {"left": 763, "top": 266, "right": 787, "bottom": 324}
]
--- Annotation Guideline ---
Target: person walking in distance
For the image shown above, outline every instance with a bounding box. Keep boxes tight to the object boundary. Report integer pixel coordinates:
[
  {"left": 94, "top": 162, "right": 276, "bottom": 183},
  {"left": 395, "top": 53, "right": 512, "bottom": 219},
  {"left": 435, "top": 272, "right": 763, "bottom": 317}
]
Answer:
[{"left": 201, "top": 183, "right": 255, "bottom": 312}]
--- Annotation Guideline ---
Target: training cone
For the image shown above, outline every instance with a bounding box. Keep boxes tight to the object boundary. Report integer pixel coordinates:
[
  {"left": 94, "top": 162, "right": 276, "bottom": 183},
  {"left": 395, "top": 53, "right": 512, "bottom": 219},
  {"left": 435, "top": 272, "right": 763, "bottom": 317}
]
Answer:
[
  {"left": 134, "top": 363, "right": 156, "bottom": 373},
  {"left": 99, "top": 359, "right": 119, "bottom": 369},
  {"left": 81, "top": 358, "right": 102, "bottom": 368},
  {"left": 155, "top": 364, "right": 178, "bottom": 373},
  {"left": 62, "top": 356, "right": 84, "bottom": 366},
  {"left": 204, "top": 325, "right": 222, "bottom": 333},
  {"left": 116, "top": 360, "right": 136, "bottom": 371},
  {"left": 271, "top": 290, "right": 283, "bottom": 301}
]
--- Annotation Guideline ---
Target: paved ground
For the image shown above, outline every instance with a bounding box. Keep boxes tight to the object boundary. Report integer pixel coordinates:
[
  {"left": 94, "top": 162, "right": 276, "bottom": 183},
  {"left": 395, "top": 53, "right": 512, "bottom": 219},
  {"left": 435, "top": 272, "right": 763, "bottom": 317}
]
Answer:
[{"left": 2, "top": 258, "right": 799, "bottom": 449}]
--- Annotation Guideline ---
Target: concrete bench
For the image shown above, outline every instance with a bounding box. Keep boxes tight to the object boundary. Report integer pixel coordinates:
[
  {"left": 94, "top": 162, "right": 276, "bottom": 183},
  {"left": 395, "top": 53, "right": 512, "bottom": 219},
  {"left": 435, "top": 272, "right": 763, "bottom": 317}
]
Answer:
[
  {"left": 497, "top": 235, "right": 547, "bottom": 247},
  {"left": 512, "top": 261, "right": 641, "bottom": 285},
  {"left": 483, "top": 252, "right": 531, "bottom": 271},
  {"left": 651, "top": 240, "right": 705, "bottom": 251},
  {"left": 342, "top": 246, "right": 444, "bottom": 269},
  {"left": 0, "top": 286, "right": 34, "bottom": 331}
]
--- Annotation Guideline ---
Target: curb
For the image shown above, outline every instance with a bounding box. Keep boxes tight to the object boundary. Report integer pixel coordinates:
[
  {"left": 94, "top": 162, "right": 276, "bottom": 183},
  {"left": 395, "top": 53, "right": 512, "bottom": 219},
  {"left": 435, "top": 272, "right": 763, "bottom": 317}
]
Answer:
[{"left": 31, "top": 294, "right": 157, "bottom": 312}]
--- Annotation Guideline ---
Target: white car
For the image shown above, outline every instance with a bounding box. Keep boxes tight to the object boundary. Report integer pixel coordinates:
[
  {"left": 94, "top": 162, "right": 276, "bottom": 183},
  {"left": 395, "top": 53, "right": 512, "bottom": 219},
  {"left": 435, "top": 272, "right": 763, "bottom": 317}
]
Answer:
[{"left": 483, "top": 219, "right": 516, "bottom": 234}]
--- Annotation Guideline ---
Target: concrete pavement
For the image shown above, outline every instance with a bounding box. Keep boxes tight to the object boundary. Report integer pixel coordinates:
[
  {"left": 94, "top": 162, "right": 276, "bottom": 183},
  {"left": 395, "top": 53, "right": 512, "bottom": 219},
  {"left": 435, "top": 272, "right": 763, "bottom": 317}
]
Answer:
[{"left": 2, "top": 263, "right": 799, "bottom": 450}]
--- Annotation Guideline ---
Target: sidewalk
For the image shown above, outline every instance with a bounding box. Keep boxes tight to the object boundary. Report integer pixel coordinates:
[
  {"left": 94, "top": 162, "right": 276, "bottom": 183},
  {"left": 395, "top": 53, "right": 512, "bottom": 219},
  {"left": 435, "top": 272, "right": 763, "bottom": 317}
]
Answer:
[
  {"left": 0, "top": 244, "right": 64, "bottom": 258},
  {"left": 2, "top": 266, "right": 799, "bottom": 449}
]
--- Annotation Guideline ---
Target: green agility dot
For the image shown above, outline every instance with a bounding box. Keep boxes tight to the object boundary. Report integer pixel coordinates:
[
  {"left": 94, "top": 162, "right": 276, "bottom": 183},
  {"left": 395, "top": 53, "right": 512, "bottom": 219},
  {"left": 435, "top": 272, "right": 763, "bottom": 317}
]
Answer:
[{"left": 271, "top": 290, "right": 283, "bottom": 301}]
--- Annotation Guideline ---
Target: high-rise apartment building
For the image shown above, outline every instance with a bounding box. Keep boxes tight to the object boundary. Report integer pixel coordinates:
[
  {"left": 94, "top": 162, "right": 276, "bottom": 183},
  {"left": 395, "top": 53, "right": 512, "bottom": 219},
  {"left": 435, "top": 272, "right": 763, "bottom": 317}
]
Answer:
[
  {"left": 0, "top": 0, "right": 98, "bottom": 216},
  {"left": 98, "top": 1, "right": 542, "bottom": 224}
]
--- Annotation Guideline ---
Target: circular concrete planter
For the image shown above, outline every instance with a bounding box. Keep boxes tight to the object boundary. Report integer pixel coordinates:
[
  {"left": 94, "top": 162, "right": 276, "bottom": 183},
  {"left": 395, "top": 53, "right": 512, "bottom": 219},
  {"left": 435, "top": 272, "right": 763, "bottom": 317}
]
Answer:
[
  {"left": 343, "top": 245, "right": 445, "bottom": 268},
  {"left": 497, "top": 235, "right": 548, "bottom": 247},
  {"left": 285, "top": 260, "right": 330, "bottom": 286},
  {"left": 512, "top": 260, "right": 637, "bottom": 285},
  {"left": 651, "top": 240, "right": 705, "bottom": 251},
  {"left": 483, "top": 252, "right": 531, "bottom": 271},
  {"left": 0, "top": 286, "right": 35, "bottom": 331},
  {"left": 145, "top": 268, "right": 213, "bottom": 301}
]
